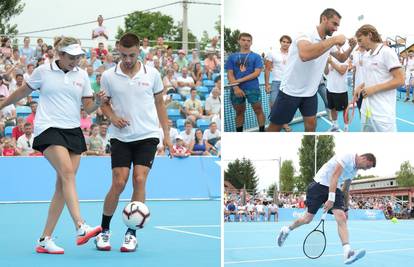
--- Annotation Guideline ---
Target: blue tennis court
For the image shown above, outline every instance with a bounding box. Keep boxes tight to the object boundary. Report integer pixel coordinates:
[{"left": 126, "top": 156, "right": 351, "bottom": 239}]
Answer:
[
  {"left": 224, "top": 218, "right": 414, "bottom": 266},
  {"left": 0, "top": 200, "right": 220, "bottom": 267}
]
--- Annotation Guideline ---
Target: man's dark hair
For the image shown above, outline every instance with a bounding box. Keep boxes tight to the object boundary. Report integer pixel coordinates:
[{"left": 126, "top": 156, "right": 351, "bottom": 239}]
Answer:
[
  {"left": 119, "top": 33, "right": 140, "bottom": 48},
  {"left": 320, "top": 8, "right": 341, "bottom": 23},
  {"left": 238, "top": 32, "right": 253, "bottom": 40},
  {"left": 361, "top": 153, "right": 376, "bottom": 167}
]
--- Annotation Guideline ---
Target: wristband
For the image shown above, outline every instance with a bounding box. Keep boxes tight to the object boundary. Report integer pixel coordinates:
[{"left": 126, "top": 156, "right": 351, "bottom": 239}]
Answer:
[{"left": 328, "top": 192, "right": 336, "bottom": 202}]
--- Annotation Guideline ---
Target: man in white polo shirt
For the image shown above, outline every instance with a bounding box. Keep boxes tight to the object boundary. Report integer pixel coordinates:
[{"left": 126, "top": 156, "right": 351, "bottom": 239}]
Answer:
[
  {"left": 267, "top": 8, "right": 357, "bottom": 132},
  {"left": 95, "top": 33, "right": 173, "bottom": 252},
  {"left": 277, "top": 152, "right": 376, "bottom": 264}
]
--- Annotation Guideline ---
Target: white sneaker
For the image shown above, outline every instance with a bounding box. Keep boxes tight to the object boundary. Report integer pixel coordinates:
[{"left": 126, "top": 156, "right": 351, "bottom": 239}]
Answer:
[
  {"left": 277, "top": 226, "right": 290, "bottom": 247},
  {"left": 95, "top": 231, "right": 111, "bottom": 251},
  {"left": 344, "top": 249, "right": 366, "bottom": 264},
  {"left": 344, "top": 125, "right": 349, "bottom": 132},
  {"left": 76, "top": 223, "right": 102, "bottom": 245},
  {"left": 329, "top": 125, "right": 340, "bottom": 132},
  {"left": 35, "top": 236, "right": 64, "bottom": 254},
  {"left": 120, "top": 233, "right": 137, "bottom": 252}
]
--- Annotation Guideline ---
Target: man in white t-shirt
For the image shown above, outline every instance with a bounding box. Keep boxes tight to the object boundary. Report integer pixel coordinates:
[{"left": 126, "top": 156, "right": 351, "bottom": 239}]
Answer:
[
  {"left": 16, "top": 122, "right": 35, "bottom": 155},
  {"left": 265, "top": 35, "right": 292, "bottom": 131},
  {"left": 268, "top": 8, "right": 357, "bottom": 132},
  {"left": 96, "top": 33, "right": 173, "bottom": 253},
  {"left": 205, "top": 87, "right": 221, "bottom": 117},
  {"left": 325, "top": 54, "right": 349, "bottom": 131},
  {"left": 277, "top": 153, "right": 376, "bottom": 264},
  {"left": 180, "top": 120, "right": 195, "bottom": 149},
  {"left": 177, "top": 67, "right": 195, "bottom": 97},
  {"left": 202, "top": 121, "right": 220, "bottom": 148}
]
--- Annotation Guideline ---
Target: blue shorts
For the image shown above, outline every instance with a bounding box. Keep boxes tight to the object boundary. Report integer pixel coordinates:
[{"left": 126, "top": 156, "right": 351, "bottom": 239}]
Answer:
[
  {"left": 270, "top": 80, "right": 281, "bottom": 105},
  {"left": 269, "top": 91, "right": 318, "bottom": 125},
  {"left": 230, "top": 88, "right": 261, "bottom": 105}
]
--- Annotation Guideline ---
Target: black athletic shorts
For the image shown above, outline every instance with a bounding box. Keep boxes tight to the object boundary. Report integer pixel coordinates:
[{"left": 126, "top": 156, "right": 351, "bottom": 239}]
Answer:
[
  {"left": 110, "top": 138, "right": 159, "bottom": 169},
  {"left": 269, "top": 91, "right": 318, "bottom": 125},
  {"left": 33, "top": 127, "right": 86, "bottom": 154},
  {"left": 327, "top": 90, "right": 348, "bottom": 111},
  {"left": 305, "top": 181, "right": 345, "bottom": 214}
]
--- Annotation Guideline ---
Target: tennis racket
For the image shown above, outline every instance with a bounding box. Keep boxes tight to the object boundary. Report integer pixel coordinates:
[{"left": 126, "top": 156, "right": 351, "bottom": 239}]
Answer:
[
  {"left": 303, "top": 212, "right": 327, "bottom": 259},
  {"left": 344, "top": 101, "right": 355, "bottom": 126}
]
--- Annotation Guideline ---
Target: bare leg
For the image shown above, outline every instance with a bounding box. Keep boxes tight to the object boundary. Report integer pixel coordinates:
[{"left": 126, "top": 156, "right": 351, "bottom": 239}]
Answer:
[
  {"left": 289, "top": 212, "right": 315, "bottom": 230},
  {"left": 131, "top": 165, "right": 151, "bottom": 203},
  {"left": 103, "top": 167, "right": 130, "bottom": 216},
  {"left": 332, "top": 209, "right": 349, "bottom": 245},
  {"left": 303, "top": 116, "right": 317, "bottom": 132}
]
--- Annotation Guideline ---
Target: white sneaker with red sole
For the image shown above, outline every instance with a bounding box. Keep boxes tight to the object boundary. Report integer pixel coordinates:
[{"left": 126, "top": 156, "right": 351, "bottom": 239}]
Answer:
[
  {"left": 95, "top": 231, "right": 111, "bottom": 251},
  {"left": 35, "top": 236, "right": 64, "bottom": 254},
  {"left": 120, "top": 233, "right": 137, "bottom": 252},
  {"left": 76, "top": 223, "right": 102, "bottom": 245}
]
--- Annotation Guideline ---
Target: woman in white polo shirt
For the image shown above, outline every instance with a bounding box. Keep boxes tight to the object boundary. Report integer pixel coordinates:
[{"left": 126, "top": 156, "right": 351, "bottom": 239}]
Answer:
[
  {"left": 0, "top": 36, "right": 104, "bottom": 254},
  {"left": 353, "top": 24, "right": 404, "bottom": 132}
]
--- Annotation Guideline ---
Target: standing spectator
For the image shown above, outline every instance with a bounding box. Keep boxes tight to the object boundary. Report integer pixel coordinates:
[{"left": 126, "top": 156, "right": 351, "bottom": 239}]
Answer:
[
  {"left": 92, "top": 15, "right": 109, "bottom": 49},
  {"left": 94, "top": 42, "right": 108, "bottom": 59},
  {"left": 19, "top": 37, "right": 35, "bottom": 65},
  {"left": 155, "top": 36, "right": 167, "bottom": 50},
  {"left": 205, "top": 36, "right": 220, "bottom": 55},
  {"left": 1, "top": 37, "right": 13, "bottom": 59},
  {"left": 16, "top": 122, "right": 35, "bottom": 155},
  {"left": 140, "top": 37, "right": 151, "bottom": 60},
  {"left": 34, "top": 38, "right": 44, "bottom": 61},
  {"left": 404, "top": 51, "right": 414, "bottom": 101}
]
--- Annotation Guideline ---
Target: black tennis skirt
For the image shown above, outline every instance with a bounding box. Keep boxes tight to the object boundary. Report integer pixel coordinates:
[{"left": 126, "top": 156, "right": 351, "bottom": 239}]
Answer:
[{"left": 33, "top": 127, "right": 87, "bottom": 154}]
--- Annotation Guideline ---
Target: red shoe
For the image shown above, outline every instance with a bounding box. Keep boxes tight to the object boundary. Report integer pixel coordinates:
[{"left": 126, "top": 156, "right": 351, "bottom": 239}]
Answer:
[{"left": 76, "top": 224, "right": 102, "bottom": 245}]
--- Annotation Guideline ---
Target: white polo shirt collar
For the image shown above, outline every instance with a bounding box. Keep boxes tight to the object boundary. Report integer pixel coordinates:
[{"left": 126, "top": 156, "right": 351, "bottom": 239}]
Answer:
[{"left": 114, "top": 61, "right": 146, "bottom": 79}]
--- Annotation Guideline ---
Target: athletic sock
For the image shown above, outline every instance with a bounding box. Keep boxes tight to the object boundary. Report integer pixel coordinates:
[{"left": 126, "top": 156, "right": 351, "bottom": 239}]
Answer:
[
  {"left": 101, "top": 214, "right": 113, "bottom": 232},
  {"left": 343, "top": 243, "right": 351, "bottom": 258},
  {"left": 126, "top": 228, "right": 136, "bottom": 237},
  {"left": 259, "top": 126, "right": 265, "bottom": 132},
  {"left": 39, "top": 237, "right": 45, "bottom": 242},
  {"left": 332, "top": 120, "right": 338, "bottom": 127},
  {"left": 236, "top": 126, "right": 243, "bottom": 132}
]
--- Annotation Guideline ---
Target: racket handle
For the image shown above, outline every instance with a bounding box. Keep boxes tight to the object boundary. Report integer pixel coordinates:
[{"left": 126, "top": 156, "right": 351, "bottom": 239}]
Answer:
[{"left": 321, "top": 212, "right": 328, "bottom": 220}]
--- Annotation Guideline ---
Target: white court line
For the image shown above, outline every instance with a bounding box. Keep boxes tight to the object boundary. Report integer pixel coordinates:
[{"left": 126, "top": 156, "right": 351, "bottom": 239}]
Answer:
[
  {"left": 155, "top": 225, "right": 220, "bottom": 240},
  {"left": 320, "top": 117, "right": 344, "bottom": 132},
  {"left": 224, "top": 247, "right": 414, "bottom": 265},
  {"left": 225, "top": 238, "right": 414, "bottom": 250},
  {"left": 397, "top": 117, "right": 414, "bottom": 126},
  {"left": 349, "top": 227, "right": 414, "bottom": 238}
]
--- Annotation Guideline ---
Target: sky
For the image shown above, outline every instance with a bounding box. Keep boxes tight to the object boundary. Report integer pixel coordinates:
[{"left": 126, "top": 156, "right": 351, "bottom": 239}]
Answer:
[
  {"left": 222, "top": 133, "right": 414, "bottom": 191},
  {"left": 9, "top": 0, "right": 220, "bottom": 48},
  {"left": 224, "top": 0, "right": 414, "bottom": 53}
]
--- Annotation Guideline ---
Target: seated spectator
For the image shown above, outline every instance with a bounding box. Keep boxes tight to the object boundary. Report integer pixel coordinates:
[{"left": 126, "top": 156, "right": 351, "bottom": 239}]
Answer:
[
  {"left": 43, "top": 45, "right": 55, "bottom": 64},
  {"left": 246, "top": 201, "right": 256, "bottom": 221},
  {"left": 94, "top": 42, "right": 108, "bottom": 59},
  {"left": 267, "top": 202, "right": 279, "bottom": 222},
  {"left": 172, "top": 62, "right": 180, "bottom": 79},
  {"left": 19, "top": 37, "right": 35, "bottom": 65},
  {"left": 11, "top": 117, "right": 25, "bottom": 142},
  {"left": 91, "top": 72, "right": 101, "bottom": 93},
  {"left": 205, "top": 87, "right": 221, "bottom": 118},
  {"left": 180, "top": 120, "right": 195, "bottom": 149},
  {"left": 168, "top": 119, "right": 179, "bottom": 144},
  {"left": 145, "top": 51, "right": 155, "bottom": 67},
  {"left": 191, "top": 62, "right": 203, "bottom": 87},
  {"left": 174, "top": 49, "right": 189, "bottom": 71},
  {"left": 10, "top": 73, "right": 30, "bottom": 106},
  {"left": 163, "top": 68, "right": 178, "bottom": 94},
  {"left": 0, "top": 94, "right": 16, "bottom": 126},
  {"left": 102, "top": 53, "right": 116, "bottom": 70},
  {"left": 16, "top": 122, "right": 35, "bottom": 156},
  {"left": 204, "top": 48, "right": 220, "bottom": 79},
  {"left": 80, "top": 108, "right": 92, "bottom": 134},
  {"left": 188, "top": 49, "right": 200, "bottom": 68},
  {"left": 23, "top": 64, "right": 35, "bottom": 81},
  {"left": 184, "top": 88, "right": 203, "bottom": 122},
  {"left": 171, "top": 135, "right": 191, "bottom": 158},
  {"left": 203, "top": 122, "right": 221, "bottom": 148},
  {"left": 190, "top": 128, "right": 211, "bottom": 156},
  {"left": 0, "top": 77, "right": 10, "bottom": 98},
  {"left": 226, "top": 201, "right": 237, "bottom": 222},
  {"left": 98, "top": 121, "right": 110, "bottom": 154},
  {"left": 177, "top": 67, "right": 195, "bottom": 97},
  {"left": 88, "top": 49, "right": 102, "bottom": 71},
  {"left": 1, "top": 137, "right": 19, "bottom": 156},
  {"left": 86, "top": 124, "right": 105, "bottom": 156},
  {"left": 1, "top": 37, "right": 13, "bottom": 60},
  {"left": 256, "top": 201, "right": 266, "bottom": 221}
]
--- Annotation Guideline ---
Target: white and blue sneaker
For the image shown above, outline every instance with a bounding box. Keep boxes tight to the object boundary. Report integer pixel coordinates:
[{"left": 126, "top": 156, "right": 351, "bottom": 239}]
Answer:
[
  {"left": 344, "top": 249, "right": 366, "bottom": 264},
  {"left": 277, "top": 226, "right": 290, "bottom": 247},
  {"left": 36, "top": 236, "right": 64, "bottom": 254},
  {"left": 95, "top": 230, "right": 111, "bottom": 251}
]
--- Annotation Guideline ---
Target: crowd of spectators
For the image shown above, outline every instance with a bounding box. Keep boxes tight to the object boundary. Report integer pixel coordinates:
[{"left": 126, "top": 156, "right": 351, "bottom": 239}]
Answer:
[{"left": 0, "top": 15, "right": 221, "bottom": 157}]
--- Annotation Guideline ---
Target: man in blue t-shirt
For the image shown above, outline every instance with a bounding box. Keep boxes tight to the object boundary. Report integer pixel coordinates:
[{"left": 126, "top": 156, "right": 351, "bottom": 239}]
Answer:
[{"left": 225, "top": 33, "right": 265, "bottom": 132}]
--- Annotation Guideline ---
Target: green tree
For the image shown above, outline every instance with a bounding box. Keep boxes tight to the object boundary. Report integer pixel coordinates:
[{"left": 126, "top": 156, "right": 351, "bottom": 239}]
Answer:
[
  {"left": 396, "top": 161, "right": 414, "bottom": 187},
  {"left": 199, "top": 30, "right": 210, "bottom": 51},
  {"left": 0, "top": 0, "right": 25, "bottom": 36},
  {"left": 294, "top": 175, "right": 307, "bottom": 192},
  {"left": 224, "top": 26, "right": 240, "bottom": 53},
  {"left": 171, "top": 21, "right": 198, "bottom": 50},
  {"left": 224, "top": 158, "right": 259, "bottom": 195},
  {"left": 298, "top": 135, "right": 335, "bottom": 188},
  {"left": 214, "top": 15, "right": 221, "bottom": 35},
  {"left": 267, "top": 183, "right": 277, "bottom": 198},
  {"left": 116, "top": 11, "right": 175, "bottom": 43},
  {"left": 280, "top": 160, "right": 295, "bottom": 192}
]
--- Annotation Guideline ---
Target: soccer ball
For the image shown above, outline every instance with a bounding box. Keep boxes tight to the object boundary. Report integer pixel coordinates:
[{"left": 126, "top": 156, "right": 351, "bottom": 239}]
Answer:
[{"left": 122, "top": 201, "right": 150, "bottom": 230}]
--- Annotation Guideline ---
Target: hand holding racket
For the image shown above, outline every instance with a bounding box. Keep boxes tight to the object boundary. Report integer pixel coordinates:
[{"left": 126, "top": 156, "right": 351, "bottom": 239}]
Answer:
[{"left": 303, "top": 212, "right": 328, "bottom": 259}]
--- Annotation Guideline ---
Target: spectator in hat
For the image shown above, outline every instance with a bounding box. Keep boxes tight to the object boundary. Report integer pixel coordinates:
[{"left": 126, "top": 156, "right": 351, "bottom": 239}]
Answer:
[
  {"left": 204, "top": 48, "right": 220, "bottom": 80},
  {"left": 174, "top": 49, "right": 189, "bottom": 71}
]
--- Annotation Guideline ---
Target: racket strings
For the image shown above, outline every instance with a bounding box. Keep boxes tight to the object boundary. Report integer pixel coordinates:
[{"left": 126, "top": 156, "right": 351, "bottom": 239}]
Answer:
[{"left": 303, "top": 230, "right": 326, "bottom": 258}]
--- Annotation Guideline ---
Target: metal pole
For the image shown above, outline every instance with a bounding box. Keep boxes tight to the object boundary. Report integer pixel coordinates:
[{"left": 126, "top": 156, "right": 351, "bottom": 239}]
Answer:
[
  {"left": 182, "top": 0, "right": 189, "bottom": 52},
  {"left": 314, "top": 136, "right": 318, "bottom": 177}
]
